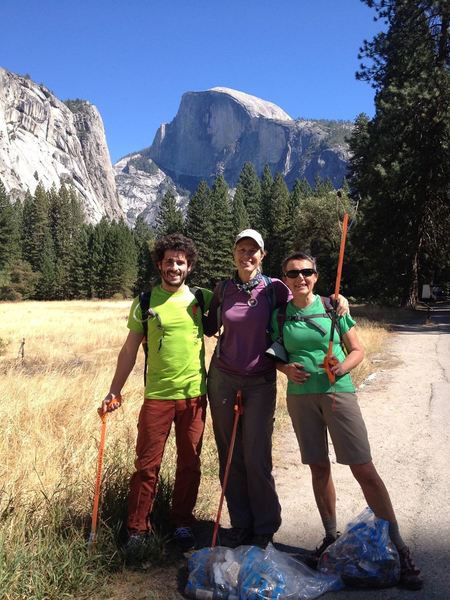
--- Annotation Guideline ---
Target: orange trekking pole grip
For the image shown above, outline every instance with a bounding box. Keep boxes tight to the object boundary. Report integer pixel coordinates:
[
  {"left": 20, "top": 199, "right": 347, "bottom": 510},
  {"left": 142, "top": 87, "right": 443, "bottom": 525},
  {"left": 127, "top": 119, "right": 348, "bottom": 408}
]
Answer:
[
  {"left": 324, "top": 212, "right": 349, "bottom": 385},
  {"left": 211, "top": 390, "right": 244, "bottom": 548},
  {"left": 88, "top": 395, "right": 121, "bottom": 548}
]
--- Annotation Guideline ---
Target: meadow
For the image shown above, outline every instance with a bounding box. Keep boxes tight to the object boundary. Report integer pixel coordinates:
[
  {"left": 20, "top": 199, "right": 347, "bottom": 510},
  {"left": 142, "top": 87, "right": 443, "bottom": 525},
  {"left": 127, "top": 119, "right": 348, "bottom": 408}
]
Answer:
[{"left": 0, "top": 300, "right": 389, "bottom": 599}]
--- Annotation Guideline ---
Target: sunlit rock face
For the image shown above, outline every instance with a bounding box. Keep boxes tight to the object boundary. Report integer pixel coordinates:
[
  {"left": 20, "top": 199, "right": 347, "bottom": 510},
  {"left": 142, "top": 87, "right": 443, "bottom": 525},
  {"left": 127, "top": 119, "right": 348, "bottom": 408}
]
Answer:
[
  {"left": 0, "top": 68, "right": 351, "bottom": 228},
  {"left": 145, "top": 87, "right": 351, "bottom": 191},
  {"left": 0, "top": 67, "right": 122, "bottom": 222},
  {"left": 114, "top": 153, "right": 189, "bottom": 228}
]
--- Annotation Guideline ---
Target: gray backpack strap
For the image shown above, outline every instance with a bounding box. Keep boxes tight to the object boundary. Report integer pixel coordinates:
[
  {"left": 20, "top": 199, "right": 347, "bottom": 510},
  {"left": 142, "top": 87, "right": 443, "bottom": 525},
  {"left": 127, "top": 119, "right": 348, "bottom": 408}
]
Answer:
[
  {"left": 285, "top": 313, "right": 329, "bottom": 335},
  {"left": 320, "top": 296, "right": 345, "bottom": 351}
]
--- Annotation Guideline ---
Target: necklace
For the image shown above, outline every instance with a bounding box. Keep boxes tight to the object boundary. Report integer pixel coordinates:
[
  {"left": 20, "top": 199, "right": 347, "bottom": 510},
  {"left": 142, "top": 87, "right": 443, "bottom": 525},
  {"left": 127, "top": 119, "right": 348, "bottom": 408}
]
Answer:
[{"left": 233, "top": 272, "right": 262, "bottom": 307}]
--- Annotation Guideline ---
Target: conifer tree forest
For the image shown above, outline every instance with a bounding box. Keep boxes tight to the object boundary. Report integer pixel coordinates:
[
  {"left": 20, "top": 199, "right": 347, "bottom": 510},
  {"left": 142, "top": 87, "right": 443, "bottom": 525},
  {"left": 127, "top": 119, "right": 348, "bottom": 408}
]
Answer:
[
  {"left": 0, "top": 0, "right": 448, "bottom": 305},
  {"left": 0, "top": 170, "right": 356, "bottom": 301}
]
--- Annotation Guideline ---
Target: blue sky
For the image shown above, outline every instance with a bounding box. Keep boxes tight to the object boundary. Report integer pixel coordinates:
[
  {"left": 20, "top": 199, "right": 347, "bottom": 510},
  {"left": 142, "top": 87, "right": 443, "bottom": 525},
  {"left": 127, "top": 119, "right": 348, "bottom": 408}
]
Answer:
[{"left": 1, "top": 0, "right": 382, "bottom": 163}]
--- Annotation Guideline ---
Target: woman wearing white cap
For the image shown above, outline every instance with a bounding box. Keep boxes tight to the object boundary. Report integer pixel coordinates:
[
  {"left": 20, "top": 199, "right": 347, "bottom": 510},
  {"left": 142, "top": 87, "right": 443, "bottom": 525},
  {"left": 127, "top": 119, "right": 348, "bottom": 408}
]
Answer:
[{"left": 204, "top": 229, "right": 347, "bottom": 548}]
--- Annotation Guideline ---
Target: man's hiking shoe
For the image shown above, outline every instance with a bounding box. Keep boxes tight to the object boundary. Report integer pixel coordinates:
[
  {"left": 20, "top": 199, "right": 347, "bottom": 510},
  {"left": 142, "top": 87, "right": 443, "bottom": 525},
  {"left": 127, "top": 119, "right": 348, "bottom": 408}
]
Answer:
[
  {"left": 250, "top": 533, "right": 273, "bottom": 548},
  {"left": 398, "top": 546, "right": 423, "bottom": 590},
  {"left": 174, "top": 526, "right": 196, "bottom": 551},
  {"left": 305, "top": 533, "right": 340, "bottom": 569},
  {"left": 219, "top": 527, "right": 252, "bottom": 548},
  {"left": 121, "top": 532, "right": 151, "bottom": 566}
]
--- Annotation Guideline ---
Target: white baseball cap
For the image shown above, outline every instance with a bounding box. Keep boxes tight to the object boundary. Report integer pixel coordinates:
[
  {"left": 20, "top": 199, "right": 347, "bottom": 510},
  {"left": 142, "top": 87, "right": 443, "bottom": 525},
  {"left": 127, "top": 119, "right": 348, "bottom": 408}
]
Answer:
[{"left": 234, "top": 229, "right": 265, "bottom": 252}]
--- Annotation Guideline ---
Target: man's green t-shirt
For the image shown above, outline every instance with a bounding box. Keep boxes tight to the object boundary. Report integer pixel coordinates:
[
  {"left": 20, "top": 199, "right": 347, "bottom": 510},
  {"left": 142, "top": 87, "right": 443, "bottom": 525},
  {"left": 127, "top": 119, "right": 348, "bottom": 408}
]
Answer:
[
  {"left": 128, "top": 284, "right": 213, "bottom": 400},
  {"left": 271, "top": 294, "right": 356, "bottom": 394}
]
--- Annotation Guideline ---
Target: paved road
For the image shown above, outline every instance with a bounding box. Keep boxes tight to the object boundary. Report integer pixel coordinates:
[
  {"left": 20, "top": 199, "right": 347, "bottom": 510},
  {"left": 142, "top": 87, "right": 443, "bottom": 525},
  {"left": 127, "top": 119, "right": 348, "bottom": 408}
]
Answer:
[{"left": 273, "top": 304, "right": 450, "bottom": 599}]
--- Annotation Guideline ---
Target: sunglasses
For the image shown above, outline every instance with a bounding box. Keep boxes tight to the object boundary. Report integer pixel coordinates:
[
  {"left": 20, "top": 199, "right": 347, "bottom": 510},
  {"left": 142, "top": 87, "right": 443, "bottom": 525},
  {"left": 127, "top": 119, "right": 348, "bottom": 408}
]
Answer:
[{"left": 284, "top": 268, "right": 317, "bottom": 279}]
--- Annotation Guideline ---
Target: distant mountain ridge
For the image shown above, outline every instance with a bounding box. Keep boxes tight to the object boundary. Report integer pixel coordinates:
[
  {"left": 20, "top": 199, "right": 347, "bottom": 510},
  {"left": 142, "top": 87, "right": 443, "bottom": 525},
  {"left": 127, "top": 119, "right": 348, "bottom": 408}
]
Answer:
[{"left": 0, "top": 68, "right": 352, "bottom": 225}]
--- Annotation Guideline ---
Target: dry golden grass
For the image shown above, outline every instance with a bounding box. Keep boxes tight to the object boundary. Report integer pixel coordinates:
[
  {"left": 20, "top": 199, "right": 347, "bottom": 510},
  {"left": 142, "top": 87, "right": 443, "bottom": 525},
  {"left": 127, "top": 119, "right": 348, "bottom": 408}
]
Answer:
[
  {"left": 0, "top": 300, "right": 223, "bottom": 528},
  {"left": 0, "top": 300, "right": 388, "bottom": 519},
  {"left": 0, "top": 300, "right": 394, "bottom": 598}
]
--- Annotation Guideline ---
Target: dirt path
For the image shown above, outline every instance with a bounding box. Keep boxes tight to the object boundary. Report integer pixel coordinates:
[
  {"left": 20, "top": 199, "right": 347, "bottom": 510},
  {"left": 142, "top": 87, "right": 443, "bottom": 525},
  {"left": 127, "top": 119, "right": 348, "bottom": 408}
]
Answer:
[
  {"left": 273, "top": 306, "right": 450, "bottom": 598},
  {"left": 104, "top": 306, "right": 450, "bottom": 599}
]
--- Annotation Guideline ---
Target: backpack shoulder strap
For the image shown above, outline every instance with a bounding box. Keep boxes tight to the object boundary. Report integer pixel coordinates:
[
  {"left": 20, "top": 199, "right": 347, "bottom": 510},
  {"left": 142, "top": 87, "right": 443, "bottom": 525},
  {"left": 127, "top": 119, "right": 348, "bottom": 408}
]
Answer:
[
  {"left": 261, "top": 274, "right": 276, "bottom": 315},
  {"left": 320, "top": 295, "right": 334, "bottom": 313},
  {"left": 320, "top": 295, "right": 345, "bottom": 350},
  {"left": 139, "top": 291, "right": 151, "bottom": 339},
  {"left": 139, "top": 290, "right": 152, "bottom": 385},
  {"left": 214, "top": 280, "right": 229, "bottom": 358},
  {"left": 189, "top": 286, "right": 205, "bottom": 315},
  {"left": 276, "top": 301, "right": 288, "bottom": 342}
]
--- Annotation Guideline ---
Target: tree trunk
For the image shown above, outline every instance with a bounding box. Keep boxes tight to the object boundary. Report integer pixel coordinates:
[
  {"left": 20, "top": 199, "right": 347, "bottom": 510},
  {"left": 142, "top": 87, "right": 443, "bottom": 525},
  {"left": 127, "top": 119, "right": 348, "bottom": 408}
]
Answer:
[{"left": 401, "top": 250, "right": 420, "bottom": 308}]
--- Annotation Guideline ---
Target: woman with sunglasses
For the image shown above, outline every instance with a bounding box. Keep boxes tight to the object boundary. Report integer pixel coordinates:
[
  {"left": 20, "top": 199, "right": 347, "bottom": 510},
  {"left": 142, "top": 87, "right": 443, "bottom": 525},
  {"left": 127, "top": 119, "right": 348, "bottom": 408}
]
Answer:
[
  {"left": 203, "top": 231, "right": 348, "bottom": 549},
  {"left": 272, "top": 251, "right": 422, "bottom": 590}
]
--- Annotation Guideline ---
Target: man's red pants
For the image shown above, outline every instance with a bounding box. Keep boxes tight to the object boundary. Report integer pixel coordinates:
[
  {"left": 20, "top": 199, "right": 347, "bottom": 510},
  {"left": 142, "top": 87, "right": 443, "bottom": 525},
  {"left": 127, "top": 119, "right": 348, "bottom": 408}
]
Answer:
[{"left": 127, "top": 395, "right": 207, "bottom": 533}]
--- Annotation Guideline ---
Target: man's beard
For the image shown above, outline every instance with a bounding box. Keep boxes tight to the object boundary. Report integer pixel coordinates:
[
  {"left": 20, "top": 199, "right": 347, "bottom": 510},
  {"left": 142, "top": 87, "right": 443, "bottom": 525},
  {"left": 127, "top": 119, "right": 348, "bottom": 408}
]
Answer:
[{"left": 160, "top": 269, "right": 187, "bottom": 289}]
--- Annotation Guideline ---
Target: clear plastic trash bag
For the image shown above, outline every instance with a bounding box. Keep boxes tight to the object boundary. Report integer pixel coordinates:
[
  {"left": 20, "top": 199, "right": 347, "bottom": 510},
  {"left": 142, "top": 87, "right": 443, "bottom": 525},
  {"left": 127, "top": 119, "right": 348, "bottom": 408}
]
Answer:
[
  {"left": 185, "top": 544, "right": 342, "bottom": 600},
  {"left": 318, "top": 507, "right": 401, "bottom": 589}
]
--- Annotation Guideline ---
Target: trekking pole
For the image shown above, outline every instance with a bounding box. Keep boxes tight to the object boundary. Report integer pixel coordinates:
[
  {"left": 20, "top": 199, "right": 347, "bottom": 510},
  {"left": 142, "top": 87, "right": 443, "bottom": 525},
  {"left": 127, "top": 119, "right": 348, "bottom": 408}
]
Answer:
[
  {"left": 88, "top": 395, "right": 121, "bottom": 548},
  {"left": 211, "top": 390, "right": 243, "bottom": 548},
  {"left": 323, "top": 212, "right": 349, "bottom": 385}
]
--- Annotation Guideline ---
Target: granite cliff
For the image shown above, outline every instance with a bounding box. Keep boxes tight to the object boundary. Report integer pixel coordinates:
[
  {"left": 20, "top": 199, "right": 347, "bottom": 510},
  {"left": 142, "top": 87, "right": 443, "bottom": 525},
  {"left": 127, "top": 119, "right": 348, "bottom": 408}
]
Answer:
[
  {"left": 142, "top": 87, "right": 351, "bottom": 192},
  {"left": 0, "top": 67, "right": 122, "bottom": 222}
]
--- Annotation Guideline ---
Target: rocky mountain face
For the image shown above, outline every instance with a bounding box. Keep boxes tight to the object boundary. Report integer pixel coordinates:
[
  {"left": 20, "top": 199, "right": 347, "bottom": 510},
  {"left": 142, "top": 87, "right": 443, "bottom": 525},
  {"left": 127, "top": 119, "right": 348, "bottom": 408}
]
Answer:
[
  {"left": 143, "top": 87, "right": 351, "bottom": 192},
  {"left": 1, "top": 67, "right": 351, "bottom": 228},
  {"left": 0, "top": 67, "right": 122, "bottom": 222},
  {"left": 114, "top": 153, "right": 189, "bottom": 226}
]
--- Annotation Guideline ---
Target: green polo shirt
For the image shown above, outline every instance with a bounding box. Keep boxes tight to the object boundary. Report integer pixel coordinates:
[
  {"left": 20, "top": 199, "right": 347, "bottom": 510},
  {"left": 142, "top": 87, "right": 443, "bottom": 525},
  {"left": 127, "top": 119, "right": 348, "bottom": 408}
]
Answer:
[
  {"left": 271, "top": 294, "right": 356, "bottom": 394},
  {"left": 128, "top": 284, "right": 213, "bottom": 400}
]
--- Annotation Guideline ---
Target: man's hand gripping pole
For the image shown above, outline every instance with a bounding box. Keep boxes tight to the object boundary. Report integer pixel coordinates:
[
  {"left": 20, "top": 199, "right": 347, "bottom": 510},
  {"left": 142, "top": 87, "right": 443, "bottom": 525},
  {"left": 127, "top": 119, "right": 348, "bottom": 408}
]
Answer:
[{"left": 88, "top": 394, "right": 122, "bottom": 548}]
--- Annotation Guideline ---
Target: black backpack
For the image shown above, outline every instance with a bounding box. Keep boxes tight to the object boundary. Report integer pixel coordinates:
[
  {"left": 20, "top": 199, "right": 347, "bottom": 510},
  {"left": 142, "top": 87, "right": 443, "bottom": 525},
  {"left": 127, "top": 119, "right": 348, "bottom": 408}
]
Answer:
[{"left": 138, "top": 287, "right": 206, "bottom": 384}]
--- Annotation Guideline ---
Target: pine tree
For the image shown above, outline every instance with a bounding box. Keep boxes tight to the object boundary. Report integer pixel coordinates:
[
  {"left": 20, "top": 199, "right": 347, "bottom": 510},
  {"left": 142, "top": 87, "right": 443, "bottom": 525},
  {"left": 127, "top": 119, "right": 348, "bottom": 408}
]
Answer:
[
  {"left": 349, "top": 0, "right": 450, "bottom": 306},
  {"left": 21, "top": 183, "right": 56, "bottom": 298},
  {"left": 102, "top": 220, "right": 138, "bottom": 298},
  {"left": 235, "top": 163, "right": 261, "bottom": 228},
  {"left": 313, "top": 176, "right": 334, "bottom": 197},
  {"left": 185, "top": 181, "right": 213, "bottom": 287},
  {"left": 34, "top": 230, "right": 57, "bottom": 299},
  {"left": 88, "top": 218, "right": 110, "bottom": 298},
  {"left": 154, "top": 190, "right": 184, "bottom": 236},
  {"left": 49, "top": 185, "right": 73, "bottom": 298},
  {"left": 209, "top": 175, "right": 234, "bottom": 285},
  {"left": 0, "top": 180, "right": 20, "bottom": 271},
  {"left": 292, "top": 178, "right": 313, "bottom": 200},
  {"left": 69, "top": 224, "right": 91, "bottom": 299},
  {"left": 0, "top": 259, "right": 39, "bottom": 300},
  {"left": 232, "top": 187, "right": 250, "bottom": 235},
  {"left": 287, "top": 179, "right": 311, "bottom": 248},
  {"left": 22, "top": 184, "right": 52, "bottom": 272},
  {"left": 265, "top": 173, "right": 291, "bottom": 277},
  {"left": 133, "top": 215, "right": 155, "bottom": 292},
  {"left": 259, "top": 165, "right": 273, "bottom": 241},
  {"left": 293, "top": 190, "right": 354, "bottom": 294}
]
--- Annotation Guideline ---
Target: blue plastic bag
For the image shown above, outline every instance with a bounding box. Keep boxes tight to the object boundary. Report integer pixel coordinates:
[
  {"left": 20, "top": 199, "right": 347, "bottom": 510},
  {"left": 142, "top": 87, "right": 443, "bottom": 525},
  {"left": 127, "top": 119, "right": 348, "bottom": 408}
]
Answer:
[
  {"left": 185, "top": 544, "right": 342, "bottom": 600},
  {"left": 239, "top": 544, "right": 343, "bottom": 599},
  {"left": 185, "top": 546, "right": 246, "bottom": 599},
  {"left": 318, "top": 507, "right": 400, "bottom": 589}
]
